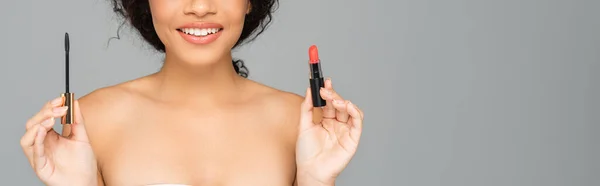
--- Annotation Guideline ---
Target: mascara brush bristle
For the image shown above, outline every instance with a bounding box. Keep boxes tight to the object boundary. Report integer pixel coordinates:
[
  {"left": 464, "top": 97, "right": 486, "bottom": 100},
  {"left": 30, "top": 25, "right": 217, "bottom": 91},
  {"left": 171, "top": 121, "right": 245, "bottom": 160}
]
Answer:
[
  {"left": 64, "top": 32, "right": 70, "bottom": 93},
  {"left": 65, "top": 32, "right": 70, "bottom": 52}
]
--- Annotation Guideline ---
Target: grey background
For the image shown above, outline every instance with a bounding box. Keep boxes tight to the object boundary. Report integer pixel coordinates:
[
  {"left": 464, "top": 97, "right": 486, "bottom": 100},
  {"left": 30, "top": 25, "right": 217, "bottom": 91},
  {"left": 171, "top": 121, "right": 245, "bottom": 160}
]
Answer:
[{"left": 1, "top": 0, "right": 598, "bottom": 185}]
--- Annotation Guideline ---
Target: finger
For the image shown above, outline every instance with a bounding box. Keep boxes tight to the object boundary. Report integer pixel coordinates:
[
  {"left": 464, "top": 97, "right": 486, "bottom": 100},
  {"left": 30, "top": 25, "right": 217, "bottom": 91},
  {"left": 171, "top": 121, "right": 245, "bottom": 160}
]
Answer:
[
  {"left": 21, "top": 118, "right": 54, "bottom": 168},
  {"left": 62, "top": 124, "right": 72, "bottom": 137},
  {"left": 40, "top": 117, "right": 56, "bottom": 132},
  {"left": 347, "top": 102, "right": 363, "bottom": 140},
  {"left": 319, "top": 80, "right": 346, "bottom": 107},
  {"left": 319, "top": 78, "right": 340, "bottom": 119},
  {"left": 299, "top": 88, "right": 315, "bottom": 131},
  {"left": 27, "top": 106, "right": 66, "bottom": 135},
  {"left": 26, "top": 97, "right": 64, "bottom": 129},
  {"left": 21, "top": 124, "right": 43, "bottom": 168},
  {"left": 319, "top": 88, "right": 336, "bottom": 119},
  {"left": 324, "top": 77, "right": 333, "bottom": 90},
  {"left": 359, "top": 108, "right": 364, "bottom": 119},
  {"left": 301, "top": 88, "right": 313, "bottom": 112},
  {"left": 324, "top": 78, "right": 344, "bottom": 100},
  {"left": 332, "top": 99, "right": 350, "bottom": 123},
  {"left": 21, "top": 122, "right": 43, "bottom": 148},
  {"left": 21, "top": 117, "right": 53, "bottom": 147},
  {"left": 68, "top": 100, "right": 90, "bottom": 142},
  {"left": 33, "top": 127, "right": 49, "bottom": 171}
]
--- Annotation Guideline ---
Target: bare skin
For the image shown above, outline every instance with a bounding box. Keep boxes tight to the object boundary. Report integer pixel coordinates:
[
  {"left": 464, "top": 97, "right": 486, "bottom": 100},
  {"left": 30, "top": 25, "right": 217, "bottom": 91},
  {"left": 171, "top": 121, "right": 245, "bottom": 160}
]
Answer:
[
  {"left": 22, "top": 69, "right": 361, "bottom": 186},
  {"left": 20, "top": 0, "right": 364, "bottom": 185},
  {"left": 23, "top": 68, "right": 362, "bottom": 186},
  {"left": 75, "top": 73, "right": 308, "bottom": 186}
]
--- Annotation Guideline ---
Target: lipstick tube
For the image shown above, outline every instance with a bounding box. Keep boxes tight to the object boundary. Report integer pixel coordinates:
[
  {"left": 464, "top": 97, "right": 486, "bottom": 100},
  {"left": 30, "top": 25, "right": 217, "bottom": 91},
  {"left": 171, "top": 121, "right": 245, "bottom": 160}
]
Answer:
[
  {"left": 308, "top": 45, "right": 327, "bottom": 107},
  {"left": 309, "top": 63, "right": 326, "bottom": 107}
]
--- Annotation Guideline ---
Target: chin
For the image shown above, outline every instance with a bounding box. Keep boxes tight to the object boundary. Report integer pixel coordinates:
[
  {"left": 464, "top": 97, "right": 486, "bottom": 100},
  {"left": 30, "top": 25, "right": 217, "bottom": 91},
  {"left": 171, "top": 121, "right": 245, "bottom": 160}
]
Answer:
[{"left": 172, "top": 48, "right": 230, "bottom": 66}]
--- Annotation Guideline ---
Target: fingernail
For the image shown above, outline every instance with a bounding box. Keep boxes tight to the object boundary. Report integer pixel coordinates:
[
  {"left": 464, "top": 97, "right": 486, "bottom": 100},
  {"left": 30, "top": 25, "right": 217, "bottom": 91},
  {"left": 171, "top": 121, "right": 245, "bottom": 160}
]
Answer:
[
  {"left": 42, "top": 118, "right": 54, "bottom": 127},
  {"left": 51, "top": 97, "right": 63, "bottom": 106},
  {"left": 352, "top": 103, "right": 359, "bottom": 109},
  {"left": 321, "top": 88, "right": 330, "bottom": 95},
  {"left": 53, "top": 106, "right": 68, "bottom": 114}
]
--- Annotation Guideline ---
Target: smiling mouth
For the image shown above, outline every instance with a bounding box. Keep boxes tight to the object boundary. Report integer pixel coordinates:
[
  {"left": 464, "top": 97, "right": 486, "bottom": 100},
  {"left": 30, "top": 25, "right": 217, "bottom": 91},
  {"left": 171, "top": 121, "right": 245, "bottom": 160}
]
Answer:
[{"left": 177, "top": 28, "right": 223, "bottom": 37}]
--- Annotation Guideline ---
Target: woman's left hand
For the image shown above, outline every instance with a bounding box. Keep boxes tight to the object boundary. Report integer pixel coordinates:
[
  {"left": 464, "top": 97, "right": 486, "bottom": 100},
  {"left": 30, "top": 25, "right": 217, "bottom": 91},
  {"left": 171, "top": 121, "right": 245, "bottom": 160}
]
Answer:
[{"left": 296, "top": 78, "right": 364, "bottom": 185}]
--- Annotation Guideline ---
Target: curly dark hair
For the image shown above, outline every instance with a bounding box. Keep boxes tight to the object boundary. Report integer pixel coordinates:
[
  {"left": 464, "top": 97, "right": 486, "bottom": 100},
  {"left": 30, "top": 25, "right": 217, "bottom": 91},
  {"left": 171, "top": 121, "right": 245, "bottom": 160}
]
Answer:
[{"left": 108, "top": 0, "right": 279, "bottom": 78}]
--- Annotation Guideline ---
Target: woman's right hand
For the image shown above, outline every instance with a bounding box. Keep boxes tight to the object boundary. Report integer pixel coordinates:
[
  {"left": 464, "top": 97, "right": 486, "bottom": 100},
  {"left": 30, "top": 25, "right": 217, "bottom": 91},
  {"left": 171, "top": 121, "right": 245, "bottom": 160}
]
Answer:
[{"left": 20, "top": 96, "right": 98, "bottom": 186}]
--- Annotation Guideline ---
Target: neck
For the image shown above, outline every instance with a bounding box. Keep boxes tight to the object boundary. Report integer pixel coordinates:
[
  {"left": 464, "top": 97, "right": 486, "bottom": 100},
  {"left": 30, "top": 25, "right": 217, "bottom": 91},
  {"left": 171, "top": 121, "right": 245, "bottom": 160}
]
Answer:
[{"left": 151, "top": 52, "right": 244, "bottom": 105}]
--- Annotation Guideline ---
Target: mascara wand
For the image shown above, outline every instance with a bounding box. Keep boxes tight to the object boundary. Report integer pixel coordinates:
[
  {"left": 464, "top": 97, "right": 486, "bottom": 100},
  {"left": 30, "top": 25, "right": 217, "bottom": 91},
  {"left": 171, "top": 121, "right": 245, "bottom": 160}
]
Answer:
[{"left": 61, "top": 32, "right": 75, "bottom": 125}]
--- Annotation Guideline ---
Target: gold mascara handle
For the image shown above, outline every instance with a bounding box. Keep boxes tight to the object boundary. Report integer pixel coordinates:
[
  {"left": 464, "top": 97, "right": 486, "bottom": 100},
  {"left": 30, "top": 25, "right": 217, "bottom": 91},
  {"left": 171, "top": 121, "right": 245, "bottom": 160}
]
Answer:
[{"left": 60, "top": 93, "right": 75, "bottom": 124}]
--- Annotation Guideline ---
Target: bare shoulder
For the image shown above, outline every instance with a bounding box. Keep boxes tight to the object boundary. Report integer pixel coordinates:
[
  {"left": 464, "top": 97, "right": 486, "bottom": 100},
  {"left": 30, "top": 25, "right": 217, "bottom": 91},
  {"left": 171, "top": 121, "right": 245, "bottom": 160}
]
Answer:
[
  {"left": 246, "top": 80, "right": 305, "bottom": 115},
  {"left": 263, "top": 88, "right": 305, "bottom": 111},
  {"left": 78, "top": 81, "right": 139, "bottom": 126},
  {"left": 246, "top": 80, "right": 323, "bottom": 120},
  {"left": 241, "top": 80, "right": 305, "bottom": 140},
  {"left": 244, "top": 79, "right": 325, "bottom": 127},
  {"left": 76, "top": 78, "right": 149, "bottom": 143},
  {"left": 79, "top": 85, "right": 133, "bottom": 116}
]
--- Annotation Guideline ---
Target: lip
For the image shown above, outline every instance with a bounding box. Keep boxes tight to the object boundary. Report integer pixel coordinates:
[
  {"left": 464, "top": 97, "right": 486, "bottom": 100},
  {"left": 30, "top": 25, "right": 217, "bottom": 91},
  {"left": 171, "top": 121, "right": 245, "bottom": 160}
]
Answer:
[
  {"left": 178, "top": 22, "right": 224, "bottom": 29},
  {"left": 177, "top": 22, "right": 224, "bottom": 45}
]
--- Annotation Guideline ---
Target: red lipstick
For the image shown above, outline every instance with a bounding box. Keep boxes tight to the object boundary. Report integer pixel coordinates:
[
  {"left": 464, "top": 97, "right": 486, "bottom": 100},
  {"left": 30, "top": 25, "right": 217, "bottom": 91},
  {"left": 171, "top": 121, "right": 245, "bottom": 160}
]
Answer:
[
  {"left": 308, "top": 45, "right": 326, "bottom": 107},
  {"left": 309, "top": 45, "right": 319, "bottom": 64}
]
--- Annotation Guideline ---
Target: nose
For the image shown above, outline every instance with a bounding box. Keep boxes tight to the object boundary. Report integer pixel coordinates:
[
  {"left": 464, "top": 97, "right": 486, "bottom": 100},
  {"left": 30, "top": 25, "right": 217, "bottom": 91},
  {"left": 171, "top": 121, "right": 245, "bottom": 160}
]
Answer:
[{"left": 184, "top": 0, "right": 217, "bottom": 17}]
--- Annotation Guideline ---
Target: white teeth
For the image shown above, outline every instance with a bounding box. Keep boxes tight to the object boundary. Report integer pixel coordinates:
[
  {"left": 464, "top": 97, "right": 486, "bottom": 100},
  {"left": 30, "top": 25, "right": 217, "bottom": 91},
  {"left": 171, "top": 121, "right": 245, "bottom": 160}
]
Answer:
[{"left": 180, "top": 28, "right": 220, "bottom": 36}]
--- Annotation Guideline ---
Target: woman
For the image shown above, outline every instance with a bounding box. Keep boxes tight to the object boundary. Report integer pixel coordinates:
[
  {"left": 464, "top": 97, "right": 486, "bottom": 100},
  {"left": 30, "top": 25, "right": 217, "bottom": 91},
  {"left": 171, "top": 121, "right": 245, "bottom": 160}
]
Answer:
[{"left": 20, "top": 0, "right": 364, "bottom": 185}]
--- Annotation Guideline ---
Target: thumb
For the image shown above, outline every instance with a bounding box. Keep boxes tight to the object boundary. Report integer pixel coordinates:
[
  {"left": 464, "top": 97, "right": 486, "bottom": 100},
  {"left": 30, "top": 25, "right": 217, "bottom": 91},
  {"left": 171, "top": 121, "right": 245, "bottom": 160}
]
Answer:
[
  {"left": 69, "top": 100, "right": 90, "bottom": 142},
  {"left": 299, "top": 87, "right": 314, "bottom": 131}
]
